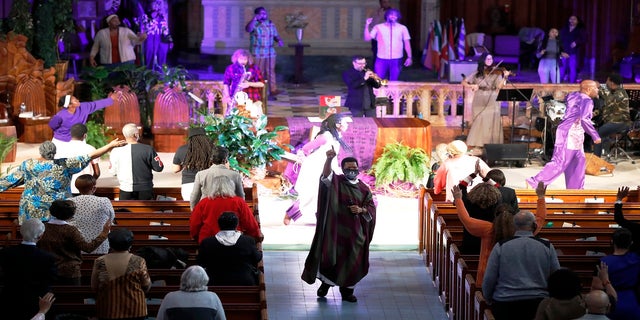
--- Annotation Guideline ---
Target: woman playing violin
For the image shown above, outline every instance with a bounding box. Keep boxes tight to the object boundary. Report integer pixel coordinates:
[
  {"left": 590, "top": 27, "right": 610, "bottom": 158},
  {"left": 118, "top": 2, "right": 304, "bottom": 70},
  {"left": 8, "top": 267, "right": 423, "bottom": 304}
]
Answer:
[{"left": 461, "top": 53, "right": 510, "bottom": 153}]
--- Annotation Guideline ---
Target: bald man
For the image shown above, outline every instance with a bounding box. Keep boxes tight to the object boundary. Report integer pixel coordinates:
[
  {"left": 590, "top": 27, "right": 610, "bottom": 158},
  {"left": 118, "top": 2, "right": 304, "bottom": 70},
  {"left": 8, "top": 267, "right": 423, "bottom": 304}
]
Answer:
[
  {"left": 483, "top": 211, "right": 560, "bottom": 320},
  {"left": 577, "top": 290, "right": 611, "bottom": 319},
  {"left": 527, "top": 80, "right": 601, "bottom": 189}
]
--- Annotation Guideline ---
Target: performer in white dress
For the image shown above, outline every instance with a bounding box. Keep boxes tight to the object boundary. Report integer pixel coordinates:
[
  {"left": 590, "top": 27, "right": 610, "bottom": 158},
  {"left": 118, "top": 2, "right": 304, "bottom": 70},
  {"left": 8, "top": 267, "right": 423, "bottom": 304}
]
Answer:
[{"left": 284, "top": 114, "right": 351, "bottom": 225}]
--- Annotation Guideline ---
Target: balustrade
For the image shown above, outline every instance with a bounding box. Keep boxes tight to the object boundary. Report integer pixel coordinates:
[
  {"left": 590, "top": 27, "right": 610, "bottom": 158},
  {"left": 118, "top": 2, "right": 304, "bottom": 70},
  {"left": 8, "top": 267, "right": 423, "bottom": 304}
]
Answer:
[{"left": 152, "top": 81, "right": 636, "bottom": 129}]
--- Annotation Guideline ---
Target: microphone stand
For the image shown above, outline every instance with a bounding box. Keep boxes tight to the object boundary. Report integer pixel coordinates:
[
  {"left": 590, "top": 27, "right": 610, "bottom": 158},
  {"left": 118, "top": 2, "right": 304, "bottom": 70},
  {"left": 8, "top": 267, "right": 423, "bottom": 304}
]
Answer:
[
  {"left": 502, "top": 72, "right": 537, "bottom": 163},
  {"left": 456, "top": 73, "right": 468, "bottom": 141}
]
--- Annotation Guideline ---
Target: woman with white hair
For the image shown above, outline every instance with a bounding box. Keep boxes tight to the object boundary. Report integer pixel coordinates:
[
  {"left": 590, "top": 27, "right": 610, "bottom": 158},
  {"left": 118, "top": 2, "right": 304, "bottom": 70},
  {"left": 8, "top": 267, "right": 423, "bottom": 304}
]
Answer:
[
  {"left": 156, "top": 265, "right": 226, "bottom": 320},
  {"left": 189, "top": 175, "right": 261, "bottom": 244},
  {"left": 0, "top": 219, "right": 57, "bottom": 320},
  {"left": 0, "top": 139, "right": 126, "bottom": 224},
  {"left": 433, "top": 140, "right": 490, "bottom": 202}
]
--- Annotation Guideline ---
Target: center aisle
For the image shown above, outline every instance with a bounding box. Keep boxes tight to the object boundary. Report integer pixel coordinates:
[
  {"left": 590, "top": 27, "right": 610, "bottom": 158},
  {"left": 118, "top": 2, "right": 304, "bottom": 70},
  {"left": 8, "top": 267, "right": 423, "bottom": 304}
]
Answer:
[{"left": 263, "top": 251, "right": 447, "bottom": 319}]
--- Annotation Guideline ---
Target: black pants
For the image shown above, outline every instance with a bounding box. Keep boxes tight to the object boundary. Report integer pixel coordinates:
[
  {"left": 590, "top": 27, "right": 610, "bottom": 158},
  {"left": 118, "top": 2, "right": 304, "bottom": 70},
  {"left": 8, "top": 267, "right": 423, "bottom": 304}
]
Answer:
[
  {"left": 119, "top": 190, "right": 154, "bottom": 200},
  {"left": 491, "top": 298, "right": 544, "bottom": 320},
  {"left": 350, "top": 108, "right": 376, "bottom": 118}
]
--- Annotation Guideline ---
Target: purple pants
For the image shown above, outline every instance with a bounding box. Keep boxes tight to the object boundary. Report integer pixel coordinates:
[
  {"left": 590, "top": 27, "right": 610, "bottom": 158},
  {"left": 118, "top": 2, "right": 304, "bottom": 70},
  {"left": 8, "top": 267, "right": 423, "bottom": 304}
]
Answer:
[
  {"left": 145, "top": 34, "right": 170, "bottom": 69},
  {"left": 527, "top": 148, "right": 586, "bottom": 189},
  {"left": 374, "top": 58, "right": 402, "bottom": 81}
]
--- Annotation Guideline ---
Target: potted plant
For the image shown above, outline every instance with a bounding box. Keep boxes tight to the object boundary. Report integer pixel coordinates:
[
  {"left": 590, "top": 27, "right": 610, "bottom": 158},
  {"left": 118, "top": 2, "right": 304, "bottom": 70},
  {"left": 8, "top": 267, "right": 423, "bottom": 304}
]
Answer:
[
  {"left": 284, "top": 11, "right": 308, "bottom": 43},
  {"left": 198, "top": 111, "right": 289, "bottom": 177},
  {"left": 0, "top": 131, "right": 17, "bottom": 175},
  {"left": 370, "top": 142, "right": 430, "bottom": 196}
]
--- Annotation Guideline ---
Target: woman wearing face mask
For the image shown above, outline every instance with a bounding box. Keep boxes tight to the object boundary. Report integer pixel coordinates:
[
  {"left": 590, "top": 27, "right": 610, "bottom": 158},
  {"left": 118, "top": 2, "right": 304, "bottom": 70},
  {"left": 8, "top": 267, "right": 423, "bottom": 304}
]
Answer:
[{"left": 283, "top": 114, "right": 352, "bottom": 225}]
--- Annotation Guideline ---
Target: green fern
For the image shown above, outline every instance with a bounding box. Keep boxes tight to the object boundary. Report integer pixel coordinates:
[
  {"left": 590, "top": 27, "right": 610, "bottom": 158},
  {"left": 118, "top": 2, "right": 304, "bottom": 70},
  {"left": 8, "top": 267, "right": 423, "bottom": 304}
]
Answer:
[
  {"left": 370, "top": 142, "right": 430, "bottom": 187},
  {"left": 0, "top": 132, "right": 17, "bottom": 177}
]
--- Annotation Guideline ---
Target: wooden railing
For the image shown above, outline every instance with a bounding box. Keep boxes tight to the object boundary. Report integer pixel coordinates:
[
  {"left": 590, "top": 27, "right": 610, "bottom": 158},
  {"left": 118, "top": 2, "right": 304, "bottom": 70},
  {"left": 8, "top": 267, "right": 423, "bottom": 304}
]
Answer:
[{"left": 171, "top": 81, "right": 640, "bottom": 127}]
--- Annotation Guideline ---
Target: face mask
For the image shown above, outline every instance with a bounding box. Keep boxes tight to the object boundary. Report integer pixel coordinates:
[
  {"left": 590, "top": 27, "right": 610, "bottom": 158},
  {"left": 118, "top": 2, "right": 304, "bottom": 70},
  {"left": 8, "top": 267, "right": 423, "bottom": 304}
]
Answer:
[{"left": 344, "top": 169, "right": 359, "bottom": 181}]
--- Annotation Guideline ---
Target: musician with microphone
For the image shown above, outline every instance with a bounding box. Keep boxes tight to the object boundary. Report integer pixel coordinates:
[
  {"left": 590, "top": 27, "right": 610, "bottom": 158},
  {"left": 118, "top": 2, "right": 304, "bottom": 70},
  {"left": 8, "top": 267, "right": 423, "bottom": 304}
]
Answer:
[
  {"left": 461, "top": 53, "right": 510, "bottom": 154},
  {"left": 245, "top": 7, "right": 283, "bottom": 101},
  {"left": 364, "top": 8, "right": 412, "bottom": 81},
  {"left": 343, "top": 55, "right": 382, "bottom": 117},
  {"left": 222, "top": 49, "right": 264, "bottom": 115}
]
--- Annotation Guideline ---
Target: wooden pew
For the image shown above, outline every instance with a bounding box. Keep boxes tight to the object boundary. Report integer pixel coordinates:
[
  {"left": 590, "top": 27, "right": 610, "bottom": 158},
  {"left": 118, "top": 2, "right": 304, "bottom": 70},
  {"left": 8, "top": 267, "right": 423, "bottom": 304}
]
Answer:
[
  {"left": 0, "top": 185, "right": 259, "bottom": 210},
  {"left": 48, "top": 282, "right": 268, "bottom": 320},
  {"left": 418, "top": 186, "right": 640, "bottom": 260},
  {"left": 0, "top": 184, "right": 259, "bottom": 241},
  {"left": 420, "top": 187, "right": 640, "bottom": 206},
  {"left": 428, "top": 200, "right": 625, "bottom": 319},
  {"left": 439, "top": 226, "right": 607, "bottom": 319},
  {"left": 424, "top": 199, "right": 638, "bottom": 276},
  {"left": 424, "top": 196, "right": 627, "bottom": 317}
]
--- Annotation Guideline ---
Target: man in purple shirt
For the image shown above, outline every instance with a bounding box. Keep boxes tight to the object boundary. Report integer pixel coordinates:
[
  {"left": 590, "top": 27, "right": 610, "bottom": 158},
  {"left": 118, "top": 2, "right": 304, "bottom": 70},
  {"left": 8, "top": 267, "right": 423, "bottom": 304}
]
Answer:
[
  {"left": 49, "top": 92, "right": 118, "bottom": 150},
  {"left": 526, "top": 80, "right": 601, "bottom": 189}
]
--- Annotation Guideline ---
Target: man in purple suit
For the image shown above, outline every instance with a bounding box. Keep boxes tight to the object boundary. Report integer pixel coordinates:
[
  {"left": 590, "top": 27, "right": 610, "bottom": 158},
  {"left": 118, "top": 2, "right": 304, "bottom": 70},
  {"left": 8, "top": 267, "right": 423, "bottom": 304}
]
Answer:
[{"left": 527, "top": 80, "right": 601, "bottom": 189}]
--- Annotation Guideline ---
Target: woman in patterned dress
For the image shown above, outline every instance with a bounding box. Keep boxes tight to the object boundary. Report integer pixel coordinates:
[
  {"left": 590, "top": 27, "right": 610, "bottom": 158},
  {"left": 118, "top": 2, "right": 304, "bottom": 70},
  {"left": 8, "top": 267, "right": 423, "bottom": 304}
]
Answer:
[
  {"left": 92, "top": 228, "right": 151, "bottom": 320},
  {"left": 0, "top": 139, "right": 126, "bottom": 224}
]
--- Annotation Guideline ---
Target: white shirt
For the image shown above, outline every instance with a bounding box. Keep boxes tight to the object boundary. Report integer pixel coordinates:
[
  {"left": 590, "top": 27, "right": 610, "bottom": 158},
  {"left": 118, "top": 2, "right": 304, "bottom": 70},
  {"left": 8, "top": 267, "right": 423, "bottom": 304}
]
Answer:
[
  {"left": 54, "top": 140, "right": 98, "bottom": 193},
  {"left": 90, "top": 27, "right": 143, "bottom": 64},
  {"left": 369, "top": 22, "right": 411, "bottom": 59}
]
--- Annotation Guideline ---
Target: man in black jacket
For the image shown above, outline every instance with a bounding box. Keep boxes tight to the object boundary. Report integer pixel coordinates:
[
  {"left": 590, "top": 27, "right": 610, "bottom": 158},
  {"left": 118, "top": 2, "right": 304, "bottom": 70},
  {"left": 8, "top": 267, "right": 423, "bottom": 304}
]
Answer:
[
  {"left": 342, "top": 55, "right": 382, "bottom": 117},
  {"left": 0, "top": 219, "right": 57, "bottom": 320}
]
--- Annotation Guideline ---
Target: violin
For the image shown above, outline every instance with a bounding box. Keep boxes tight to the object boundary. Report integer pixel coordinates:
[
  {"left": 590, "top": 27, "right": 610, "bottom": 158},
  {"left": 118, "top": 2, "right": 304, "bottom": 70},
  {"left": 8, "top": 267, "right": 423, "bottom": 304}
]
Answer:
[{"left": 485, "top": 66, "right": 515, "bottom": 77}]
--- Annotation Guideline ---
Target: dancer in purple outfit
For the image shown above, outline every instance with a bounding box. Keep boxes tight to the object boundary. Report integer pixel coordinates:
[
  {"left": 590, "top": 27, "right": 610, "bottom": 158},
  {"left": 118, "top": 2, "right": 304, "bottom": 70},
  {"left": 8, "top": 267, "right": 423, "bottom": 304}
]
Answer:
[
  {"left": 526, "top": 80, "right": 601, "bottom": 189},
  {"left": 49, "top": 93, "right": 117, "bottom": 150}
]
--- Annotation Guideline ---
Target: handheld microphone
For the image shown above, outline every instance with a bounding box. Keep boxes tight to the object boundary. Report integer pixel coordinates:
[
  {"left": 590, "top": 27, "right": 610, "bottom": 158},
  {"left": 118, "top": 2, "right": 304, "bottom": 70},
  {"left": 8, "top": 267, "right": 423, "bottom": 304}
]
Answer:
[{"left": 461, "top": 73, "right": 466, "bottom": 79}]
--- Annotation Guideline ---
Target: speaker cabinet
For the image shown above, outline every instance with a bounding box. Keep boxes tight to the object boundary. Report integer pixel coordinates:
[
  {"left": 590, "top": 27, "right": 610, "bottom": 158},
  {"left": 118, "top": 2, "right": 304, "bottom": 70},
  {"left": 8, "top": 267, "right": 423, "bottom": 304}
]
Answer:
[
  {"left": 448, "top": 61, "right": 478, "bottom": 83},
  {"left": 483, "top": 144, "right": 528, "bottom": 166}
]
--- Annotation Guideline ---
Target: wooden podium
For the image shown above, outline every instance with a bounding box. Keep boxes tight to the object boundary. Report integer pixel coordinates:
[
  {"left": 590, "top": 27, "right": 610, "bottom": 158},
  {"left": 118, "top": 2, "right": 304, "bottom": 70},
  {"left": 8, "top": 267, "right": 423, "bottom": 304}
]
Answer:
[{"left": 17, "top": 117, "right": 53, "bottom": 143}]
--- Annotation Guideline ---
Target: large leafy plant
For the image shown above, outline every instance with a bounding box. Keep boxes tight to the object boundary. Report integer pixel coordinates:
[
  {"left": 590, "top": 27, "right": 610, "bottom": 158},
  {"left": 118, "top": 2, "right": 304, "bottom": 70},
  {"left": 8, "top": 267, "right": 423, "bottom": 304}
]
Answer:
[
  {"left": 370, "top": 142, "right": 430, "bottom": 187},
  {"left": 85, "top": 120, "right": 114, "bottom": 151},
  {"left": 198, "top": 111, "right": 289, "bottom": 176},
  {"left": 0, "top": 132, "right": 17, "bottom": 176}
]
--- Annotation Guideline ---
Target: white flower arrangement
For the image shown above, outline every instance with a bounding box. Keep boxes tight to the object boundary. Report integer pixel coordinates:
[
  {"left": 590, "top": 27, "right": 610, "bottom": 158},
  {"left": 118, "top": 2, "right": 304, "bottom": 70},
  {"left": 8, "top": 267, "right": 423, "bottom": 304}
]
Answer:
[{"left": 285, "top": 12, "right": 308, "bottom": 30}]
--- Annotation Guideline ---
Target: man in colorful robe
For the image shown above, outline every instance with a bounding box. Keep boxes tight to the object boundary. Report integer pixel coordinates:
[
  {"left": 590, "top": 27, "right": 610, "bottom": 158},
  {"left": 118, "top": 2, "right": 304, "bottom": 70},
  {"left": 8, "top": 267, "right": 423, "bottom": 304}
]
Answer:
[{"left": 301, "top": 146, "right": 376, "bottom": 303}]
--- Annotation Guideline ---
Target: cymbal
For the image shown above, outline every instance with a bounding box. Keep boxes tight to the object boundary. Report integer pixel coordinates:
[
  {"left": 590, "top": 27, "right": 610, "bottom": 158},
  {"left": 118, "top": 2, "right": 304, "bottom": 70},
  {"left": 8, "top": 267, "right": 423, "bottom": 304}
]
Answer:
[{"left": 513, "top": 136, "right": 538, "bottom": 143}]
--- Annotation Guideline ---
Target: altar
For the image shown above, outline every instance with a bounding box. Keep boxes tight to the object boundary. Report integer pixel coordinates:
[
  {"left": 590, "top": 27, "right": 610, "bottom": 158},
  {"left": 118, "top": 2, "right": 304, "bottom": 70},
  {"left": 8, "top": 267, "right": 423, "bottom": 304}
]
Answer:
[{"left": 266, "top": 117, "right": 431, "bottom": 173}]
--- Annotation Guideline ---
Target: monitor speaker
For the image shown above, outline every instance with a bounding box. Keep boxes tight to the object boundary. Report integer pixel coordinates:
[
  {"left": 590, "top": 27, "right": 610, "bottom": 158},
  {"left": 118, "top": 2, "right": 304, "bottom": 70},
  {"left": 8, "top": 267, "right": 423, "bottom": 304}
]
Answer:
[{"left": 483, "top": 144, "right": 528, "bottom": 166}]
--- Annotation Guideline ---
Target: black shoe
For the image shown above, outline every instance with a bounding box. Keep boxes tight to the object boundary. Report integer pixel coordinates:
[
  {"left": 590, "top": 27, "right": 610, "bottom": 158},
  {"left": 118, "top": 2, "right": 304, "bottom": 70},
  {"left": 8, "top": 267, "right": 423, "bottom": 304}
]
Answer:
[
  {"left": 341, "top": 294, "right": 358, "bottom": 303},
  {"left": 339, "top": 287, "right": 357, "bottom": 302},
  {"left": 268, "top": 95, "right": 277, "bottom": 101},
  {"left": 317, "top": 283, "right": 331, "bottom": 297}
]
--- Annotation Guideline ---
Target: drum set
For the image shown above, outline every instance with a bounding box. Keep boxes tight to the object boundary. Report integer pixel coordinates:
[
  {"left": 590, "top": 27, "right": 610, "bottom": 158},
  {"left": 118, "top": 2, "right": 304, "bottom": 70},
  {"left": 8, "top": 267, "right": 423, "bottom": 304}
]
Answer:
[{"left": 533, "top": 99, "right": 566, "bottom": 162}]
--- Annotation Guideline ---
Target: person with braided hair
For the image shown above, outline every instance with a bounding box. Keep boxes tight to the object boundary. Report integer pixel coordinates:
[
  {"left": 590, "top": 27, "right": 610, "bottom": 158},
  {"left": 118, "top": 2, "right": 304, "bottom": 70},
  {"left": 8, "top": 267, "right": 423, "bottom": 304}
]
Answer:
[
  {"left": 172, "top": 127, "right": 214, "bottom": 200},
  {"left": 284, "top": 114, "right": 352, "bottom": 225}
]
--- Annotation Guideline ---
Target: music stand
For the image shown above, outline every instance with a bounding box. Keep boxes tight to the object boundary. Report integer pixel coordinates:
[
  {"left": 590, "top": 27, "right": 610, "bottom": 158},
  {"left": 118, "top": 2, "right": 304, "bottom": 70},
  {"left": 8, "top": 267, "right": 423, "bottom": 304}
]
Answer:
[{"left": 497, "top": 88, "right": 534, "bottom": 143}]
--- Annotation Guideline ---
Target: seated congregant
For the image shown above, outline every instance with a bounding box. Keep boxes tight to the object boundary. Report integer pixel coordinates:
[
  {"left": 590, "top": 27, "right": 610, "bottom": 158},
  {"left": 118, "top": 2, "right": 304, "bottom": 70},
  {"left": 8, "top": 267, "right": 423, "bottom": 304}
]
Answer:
[{"left": 197, "top": 212, "right": 262, "bottom": 286}]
